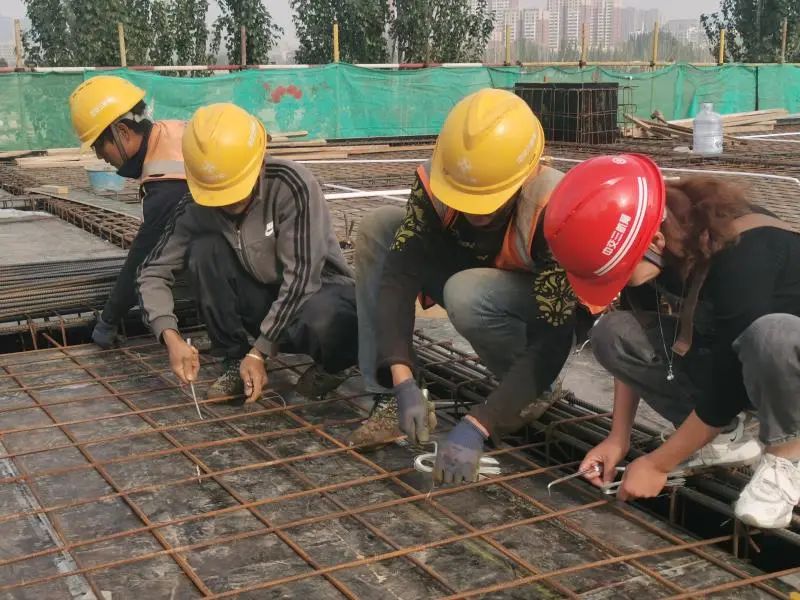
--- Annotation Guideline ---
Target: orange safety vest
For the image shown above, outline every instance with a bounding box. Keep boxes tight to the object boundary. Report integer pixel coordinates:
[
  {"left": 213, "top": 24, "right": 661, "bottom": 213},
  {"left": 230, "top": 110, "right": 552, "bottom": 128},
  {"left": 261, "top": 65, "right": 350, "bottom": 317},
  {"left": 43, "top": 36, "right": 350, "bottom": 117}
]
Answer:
[
  {"left": 416, "top": 160, "right": 563, "bottom": 273},
  {"left": 140, "top": 120, "right": 186, "bottom": 183}
]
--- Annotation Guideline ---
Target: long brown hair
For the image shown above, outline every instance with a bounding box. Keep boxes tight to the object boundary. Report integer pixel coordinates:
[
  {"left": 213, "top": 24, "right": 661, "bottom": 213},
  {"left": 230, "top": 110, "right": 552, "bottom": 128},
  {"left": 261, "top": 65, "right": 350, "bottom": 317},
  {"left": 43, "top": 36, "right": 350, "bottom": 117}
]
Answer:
[{"left": 662, "top": 176, "right": 753, "bottom": 278}]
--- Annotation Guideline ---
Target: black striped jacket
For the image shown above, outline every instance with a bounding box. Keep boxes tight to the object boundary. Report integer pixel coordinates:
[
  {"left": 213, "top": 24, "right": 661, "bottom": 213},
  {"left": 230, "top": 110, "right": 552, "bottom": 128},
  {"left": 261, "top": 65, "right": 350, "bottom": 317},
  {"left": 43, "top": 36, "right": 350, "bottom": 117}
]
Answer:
[{"left": 137, "top": 157, "right": 353, "bottom": 353}]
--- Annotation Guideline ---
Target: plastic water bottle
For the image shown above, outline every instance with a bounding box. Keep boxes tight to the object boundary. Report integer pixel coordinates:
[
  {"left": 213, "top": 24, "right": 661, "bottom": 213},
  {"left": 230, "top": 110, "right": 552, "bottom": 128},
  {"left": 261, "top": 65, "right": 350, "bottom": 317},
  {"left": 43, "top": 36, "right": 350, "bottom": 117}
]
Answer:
[{"left": 693, "top": 103, "right": 723, "bottom": 155}]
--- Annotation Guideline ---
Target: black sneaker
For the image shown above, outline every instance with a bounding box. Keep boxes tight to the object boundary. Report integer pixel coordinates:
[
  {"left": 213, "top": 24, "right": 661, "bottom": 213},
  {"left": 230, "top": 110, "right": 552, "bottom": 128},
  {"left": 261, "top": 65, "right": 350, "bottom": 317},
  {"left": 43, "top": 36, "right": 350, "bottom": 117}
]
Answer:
[
  {"left": 206, "top": 358, "right": 244, "bottom": 400},
  {"left": 294, "top": 364, "right": 349, "bottom": 399}
]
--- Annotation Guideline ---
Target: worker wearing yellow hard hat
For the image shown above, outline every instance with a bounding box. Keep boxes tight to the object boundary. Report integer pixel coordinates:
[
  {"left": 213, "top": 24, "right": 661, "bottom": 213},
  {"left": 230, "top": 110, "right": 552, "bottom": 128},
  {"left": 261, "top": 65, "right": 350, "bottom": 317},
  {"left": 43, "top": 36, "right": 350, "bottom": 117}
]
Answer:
[
  {"left": 69, "top": 75, "right": 187, "bottom": 348},
  {"left": 137, "top": 103, "right": 358, "bottom": 405},
  {"left": 352, "top": 88, "right": 578, "bottom": 482}
]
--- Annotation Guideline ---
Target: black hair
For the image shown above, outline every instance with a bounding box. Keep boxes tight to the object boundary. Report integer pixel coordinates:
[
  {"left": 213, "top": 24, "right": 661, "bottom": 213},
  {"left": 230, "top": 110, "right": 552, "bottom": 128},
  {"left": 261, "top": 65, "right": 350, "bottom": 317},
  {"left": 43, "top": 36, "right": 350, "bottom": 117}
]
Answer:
[{"left": 94, "top": 100, "right": 150, "bottom": 146}]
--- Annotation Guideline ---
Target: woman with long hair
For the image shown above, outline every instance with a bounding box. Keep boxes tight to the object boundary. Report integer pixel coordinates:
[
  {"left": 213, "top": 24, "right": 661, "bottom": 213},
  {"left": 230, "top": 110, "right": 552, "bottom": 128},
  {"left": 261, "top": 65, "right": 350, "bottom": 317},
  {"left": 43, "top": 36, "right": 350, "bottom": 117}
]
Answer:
[{"left": 544, "top": 154, "right": 800, "bottom": 529}]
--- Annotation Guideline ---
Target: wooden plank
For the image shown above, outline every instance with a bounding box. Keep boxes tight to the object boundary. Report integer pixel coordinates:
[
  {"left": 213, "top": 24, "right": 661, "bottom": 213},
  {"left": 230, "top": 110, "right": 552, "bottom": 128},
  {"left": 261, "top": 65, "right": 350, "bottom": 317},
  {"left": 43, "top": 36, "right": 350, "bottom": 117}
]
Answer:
[
  {"left": 668, "top": 108, "right": 788, "bottom": 128},
  {"left": 270, "top": 144, "right": 391, "bottom": 156},
  {"left": 277, "top": 151, "right": 350, "bottom": 160},
  {"left": 0, "top": 150, "right": 36, "bottom": 160},
  {"left": 271, "top": 130, "right": 309, "bottom": 138},
  {"left": 46, "top": 147, "right": 84, "bottom": 156},
  {"left": 346, "top": 144, "right": 434, "bottom": 155},
  {"left": 269, "top": 139, "right": 328, "bottom": 148},
  {"left": 17, "top": 157, "right": 106, "bottom": 169}
]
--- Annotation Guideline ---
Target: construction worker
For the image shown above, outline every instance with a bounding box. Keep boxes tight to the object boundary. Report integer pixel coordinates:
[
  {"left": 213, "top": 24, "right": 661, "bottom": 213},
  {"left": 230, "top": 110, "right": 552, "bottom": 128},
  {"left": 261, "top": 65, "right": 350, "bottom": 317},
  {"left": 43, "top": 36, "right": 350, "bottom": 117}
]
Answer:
[
  {"left": 69, "top": 75, "right": 187, "bottom": 348},
  {"left": 137, "top": 103, "right": 358, "bottom": 403},
  {"left": 544, "top": 154, "right": 800, "bottom": 529},
  {"left": 352, "top": 88, "right": 578, "bottom": 482}
]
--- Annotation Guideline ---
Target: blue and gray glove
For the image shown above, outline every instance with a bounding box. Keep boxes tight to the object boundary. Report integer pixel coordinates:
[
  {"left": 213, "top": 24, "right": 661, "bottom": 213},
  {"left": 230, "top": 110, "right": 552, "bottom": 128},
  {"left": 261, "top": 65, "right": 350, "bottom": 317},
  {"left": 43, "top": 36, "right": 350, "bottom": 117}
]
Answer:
[
  {"left": 433, "top": 418, "right": 487, "bottom": 484},
  {"left": 393, "top": 378, "right": 432, "bottom": 445},
  {"left": 91, "top": 317, "right": 119, "bottom": 349}
]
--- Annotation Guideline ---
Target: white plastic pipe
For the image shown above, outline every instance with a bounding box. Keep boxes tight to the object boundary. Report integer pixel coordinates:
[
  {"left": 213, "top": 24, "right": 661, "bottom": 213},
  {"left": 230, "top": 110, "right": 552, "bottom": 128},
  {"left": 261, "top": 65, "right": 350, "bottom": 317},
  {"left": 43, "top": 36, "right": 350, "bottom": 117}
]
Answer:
[
  {"left": 325, "top": 183, "right": 407, "bottom": 202},
  {"left": 549, "top": 156, "right": 800, "bottom": 187},
  {"left": 323, "top": 189, "right": 411, "bottom": 200}
]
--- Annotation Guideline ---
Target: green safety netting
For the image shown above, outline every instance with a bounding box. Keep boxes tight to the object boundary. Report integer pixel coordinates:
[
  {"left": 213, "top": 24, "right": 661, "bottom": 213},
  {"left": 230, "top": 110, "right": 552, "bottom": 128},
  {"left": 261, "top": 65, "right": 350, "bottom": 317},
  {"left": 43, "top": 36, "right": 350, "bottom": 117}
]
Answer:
[{"left": 0, "top": 63, "right": 791, "bottom": 152}]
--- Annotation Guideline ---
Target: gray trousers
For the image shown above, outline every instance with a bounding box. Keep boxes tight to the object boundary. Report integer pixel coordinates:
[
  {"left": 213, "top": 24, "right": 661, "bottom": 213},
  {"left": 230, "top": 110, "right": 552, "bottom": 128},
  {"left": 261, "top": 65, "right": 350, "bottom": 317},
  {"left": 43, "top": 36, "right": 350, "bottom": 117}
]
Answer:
[
  {"left": 591, "top": 310, "right": 800, "bottom": 446},
  {"left": 355, "top": 205, "right": 544, "bottom": 393}
]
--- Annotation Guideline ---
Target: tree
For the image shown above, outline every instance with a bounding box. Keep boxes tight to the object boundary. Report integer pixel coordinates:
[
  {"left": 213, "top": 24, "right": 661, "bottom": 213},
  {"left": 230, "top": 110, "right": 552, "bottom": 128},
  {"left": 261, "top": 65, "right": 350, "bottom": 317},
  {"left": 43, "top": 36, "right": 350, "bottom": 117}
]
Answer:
[
  {"left": 23, "top": 0, "right": 73, "bottom": 65},
  {"left": 22, "top": 0, "right": 211, "bottom": 67},
  {"left": 291, "top": 0, "right": 390, "bottom": 64},
  {"left": 391, "top": 0, "right": 494, "bottom": 63},
  {"left": 701, "top": 0, "right": 800, "bottom": 63},
  {"left": 172, "top": 0, "right": 212, "bottom": 66},
  {"left": 211, "top": 0, "right": 284, "bottom": 65}
]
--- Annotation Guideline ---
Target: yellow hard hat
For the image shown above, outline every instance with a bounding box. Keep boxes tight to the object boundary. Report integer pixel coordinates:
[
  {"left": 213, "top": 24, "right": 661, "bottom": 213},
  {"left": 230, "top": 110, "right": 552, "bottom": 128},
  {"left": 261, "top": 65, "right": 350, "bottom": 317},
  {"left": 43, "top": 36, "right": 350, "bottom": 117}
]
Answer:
[
  {"left": 69, "top": 75, "right": 146, "bottom": 149},
  {"left": 182, "top": 103, "right": 267, "bottom": 207},
  {"left": 430, "top": 88, "right": 545, "bottom": 215}
]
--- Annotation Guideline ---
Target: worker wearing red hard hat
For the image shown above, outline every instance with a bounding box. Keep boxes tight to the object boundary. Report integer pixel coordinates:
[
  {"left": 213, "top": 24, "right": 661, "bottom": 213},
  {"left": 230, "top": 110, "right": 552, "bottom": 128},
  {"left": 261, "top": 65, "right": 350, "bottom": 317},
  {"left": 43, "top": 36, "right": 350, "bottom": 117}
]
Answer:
[{"left": 544, "top": 154, "right": 800, "bottom": 529}]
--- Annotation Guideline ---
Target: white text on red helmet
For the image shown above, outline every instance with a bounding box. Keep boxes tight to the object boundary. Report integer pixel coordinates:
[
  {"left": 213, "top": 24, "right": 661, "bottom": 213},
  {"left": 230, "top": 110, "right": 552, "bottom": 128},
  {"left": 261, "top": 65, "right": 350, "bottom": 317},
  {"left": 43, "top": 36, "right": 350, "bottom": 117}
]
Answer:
[{"left": 601, "top": 213, "right": 632, "bottom": 256}]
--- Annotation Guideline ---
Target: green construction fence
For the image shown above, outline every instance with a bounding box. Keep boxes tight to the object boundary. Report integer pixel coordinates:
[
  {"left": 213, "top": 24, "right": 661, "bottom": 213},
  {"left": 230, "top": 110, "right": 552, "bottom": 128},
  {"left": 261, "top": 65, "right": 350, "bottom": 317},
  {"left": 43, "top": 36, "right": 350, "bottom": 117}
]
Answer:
[{"left": 2, "top": 62, "right": 800, "bottom": 152}]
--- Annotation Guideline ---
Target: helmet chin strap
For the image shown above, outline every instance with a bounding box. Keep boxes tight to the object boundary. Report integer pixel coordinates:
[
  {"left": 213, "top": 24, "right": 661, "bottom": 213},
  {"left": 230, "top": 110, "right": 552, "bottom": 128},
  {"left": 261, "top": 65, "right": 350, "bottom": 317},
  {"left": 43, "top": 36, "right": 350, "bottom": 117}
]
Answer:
[{"left": 109, "top": 123, "right": 130, "bottom": 165}]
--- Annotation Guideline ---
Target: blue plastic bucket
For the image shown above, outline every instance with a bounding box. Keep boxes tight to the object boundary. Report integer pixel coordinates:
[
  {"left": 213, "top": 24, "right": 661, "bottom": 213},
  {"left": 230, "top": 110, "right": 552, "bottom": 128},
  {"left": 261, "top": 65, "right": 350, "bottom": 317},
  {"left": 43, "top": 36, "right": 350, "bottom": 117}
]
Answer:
[{"left": 85, "top": 167, "right": 126, "bottom": 192}]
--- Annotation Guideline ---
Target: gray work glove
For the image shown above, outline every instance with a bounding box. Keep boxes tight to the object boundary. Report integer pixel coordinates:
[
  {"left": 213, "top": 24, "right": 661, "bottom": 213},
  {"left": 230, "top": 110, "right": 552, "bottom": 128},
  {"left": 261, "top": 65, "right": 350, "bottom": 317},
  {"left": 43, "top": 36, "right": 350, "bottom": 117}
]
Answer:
[
  {"left": 393, "top": 378, "right": 431, "bottom": 445},
  {"left": 433, "top": 418, "right": 487, "bottom": 484},
  {"left": 91, "top": 317, "right": 119, "bottom": 349}
]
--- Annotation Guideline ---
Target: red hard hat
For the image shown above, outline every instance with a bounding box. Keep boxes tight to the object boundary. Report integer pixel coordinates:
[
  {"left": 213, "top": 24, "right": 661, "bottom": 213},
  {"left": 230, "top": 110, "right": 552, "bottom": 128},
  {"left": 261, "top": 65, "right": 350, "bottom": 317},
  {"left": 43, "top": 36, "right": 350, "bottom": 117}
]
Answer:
[{"left": 544, "top": 154, "right": 665, "bottom": 307}]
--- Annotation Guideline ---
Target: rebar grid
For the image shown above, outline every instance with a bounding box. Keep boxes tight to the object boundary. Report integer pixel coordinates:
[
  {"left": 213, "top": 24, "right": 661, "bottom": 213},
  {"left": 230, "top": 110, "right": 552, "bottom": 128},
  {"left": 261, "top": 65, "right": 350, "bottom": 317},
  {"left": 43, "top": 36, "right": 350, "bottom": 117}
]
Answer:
[{"left": 2, "top": 337, "right": 796, "bottom": 598}]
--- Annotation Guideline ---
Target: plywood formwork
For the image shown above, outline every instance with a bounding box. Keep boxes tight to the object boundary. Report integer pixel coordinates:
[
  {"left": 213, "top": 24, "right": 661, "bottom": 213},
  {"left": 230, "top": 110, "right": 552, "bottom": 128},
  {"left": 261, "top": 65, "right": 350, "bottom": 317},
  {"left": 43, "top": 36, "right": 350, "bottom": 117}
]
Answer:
[{"left": 0, "top": 336, "right": 797, "bottom": 600}]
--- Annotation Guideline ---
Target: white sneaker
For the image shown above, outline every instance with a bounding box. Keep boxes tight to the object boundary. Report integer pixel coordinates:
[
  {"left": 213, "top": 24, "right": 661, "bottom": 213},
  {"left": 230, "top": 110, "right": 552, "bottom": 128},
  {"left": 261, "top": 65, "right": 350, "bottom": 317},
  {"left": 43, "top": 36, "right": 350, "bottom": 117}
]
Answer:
[
  {"left": 680, "top": 414, "right": 762, "bottom": 470},
  {"left": 734, "top": 453, "right": 800, "bottom": 529}
]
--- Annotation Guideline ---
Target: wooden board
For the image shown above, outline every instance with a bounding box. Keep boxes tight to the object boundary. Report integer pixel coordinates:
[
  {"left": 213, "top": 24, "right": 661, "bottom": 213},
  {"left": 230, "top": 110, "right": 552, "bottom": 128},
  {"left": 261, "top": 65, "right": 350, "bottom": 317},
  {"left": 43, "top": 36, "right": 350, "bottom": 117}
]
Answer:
[
  {"left": 46, "top": 147, "right": 84, "bottom": 156},
  {"left": 0, "top": 150, "right": 36, "bottom": 160},
  {"left": 668, "top": 108, "right": 788, "bottom": 128}
]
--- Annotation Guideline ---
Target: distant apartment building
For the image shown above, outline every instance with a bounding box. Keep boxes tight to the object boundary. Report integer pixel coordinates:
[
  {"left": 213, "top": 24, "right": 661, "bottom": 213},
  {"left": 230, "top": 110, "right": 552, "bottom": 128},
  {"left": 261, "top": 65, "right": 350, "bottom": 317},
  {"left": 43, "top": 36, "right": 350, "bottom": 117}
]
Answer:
[
  {"left": 0, "top": 43, "right": 16, "bottom": 65},
  {"left": 545, "top": 0, "right": 621, "bottom": 51},
  {"left": 519, "top": 8, "right": 551, "bottom": 47},
  {"left": 618, "top": 6, "right": 660, "bottom": 41},
  {"left": 489, "top": 0, "right": 520, "bottom": 42},
  {"left": 663, "top": 19, "right": 708, "bottom": 46}
]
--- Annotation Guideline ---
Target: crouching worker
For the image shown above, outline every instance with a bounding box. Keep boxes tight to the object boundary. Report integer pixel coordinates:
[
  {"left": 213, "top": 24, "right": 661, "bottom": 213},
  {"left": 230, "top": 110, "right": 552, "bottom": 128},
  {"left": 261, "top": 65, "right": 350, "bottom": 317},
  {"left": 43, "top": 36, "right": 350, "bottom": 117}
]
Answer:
[
  {"left": 353, "top": 88, "right": 578, "bottom": 481},
  {"left": 545, "top": 154, "right": 800, "bottom": 529},
  {"left": 69, "top": 76, "right": 188, "bottom": 348},
  {"left": 137, "top": 103, "right": 358, "bottom": 404}
]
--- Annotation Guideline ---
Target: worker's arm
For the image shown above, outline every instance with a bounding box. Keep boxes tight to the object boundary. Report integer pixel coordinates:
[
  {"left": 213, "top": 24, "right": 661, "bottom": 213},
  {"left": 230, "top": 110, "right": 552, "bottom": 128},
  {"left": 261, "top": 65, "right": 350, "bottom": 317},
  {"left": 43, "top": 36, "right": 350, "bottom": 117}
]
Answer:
[
  {"left": 252, "top": 163, "right": 330, "bottom": 355},
  {"left": 468, "top": 228, "right": 577, "bottom": 437},
  {"left": 101, "top": 180, "right": 188, "bottom": 325},
  {"left": 375, "top": 177, "right": 442, "bottom": 388},
  {"left": 580, "top": 379, "right": 639, "bottom": 487},
  {"left": 136, "top": 194, "right": 194, "bottom": 341}
]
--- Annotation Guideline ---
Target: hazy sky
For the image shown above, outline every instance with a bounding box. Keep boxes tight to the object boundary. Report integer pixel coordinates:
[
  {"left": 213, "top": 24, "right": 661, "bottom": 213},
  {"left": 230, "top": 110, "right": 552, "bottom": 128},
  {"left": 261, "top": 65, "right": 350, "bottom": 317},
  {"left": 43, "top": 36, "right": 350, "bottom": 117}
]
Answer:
[{"left": 0, "top": 0, "right": 722, "bottom": 43}]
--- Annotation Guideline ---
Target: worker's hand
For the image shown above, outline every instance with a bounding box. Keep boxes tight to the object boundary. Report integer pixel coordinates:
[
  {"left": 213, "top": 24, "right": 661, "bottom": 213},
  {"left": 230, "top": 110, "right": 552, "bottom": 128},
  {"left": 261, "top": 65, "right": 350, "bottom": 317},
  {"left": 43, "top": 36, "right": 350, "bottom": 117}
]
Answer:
[
  {"left": 91, "top": 317, "right": 119, "bottom": 349},
  {"left": 433, "top": 418, "right": 487, "bottom": 484},
  {"left": 579, "top": 435, "right": 630, "bottom": 488},
  {"left": 240, "top": 349, "right": 267, "bottom": 404},
  {"left": 617, "top": 455, "right": 669, "bottom": 502},
  {"left": 163, "top": 330, "right": 199, "bottom": 384},
  {"left": 393, "top": 378, "right": 432, "bottom": 445}
]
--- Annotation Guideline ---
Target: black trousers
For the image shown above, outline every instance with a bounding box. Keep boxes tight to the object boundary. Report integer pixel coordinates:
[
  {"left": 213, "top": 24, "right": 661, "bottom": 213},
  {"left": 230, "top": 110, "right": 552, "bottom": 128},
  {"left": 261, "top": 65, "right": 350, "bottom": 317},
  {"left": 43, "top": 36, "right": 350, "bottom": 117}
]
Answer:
[
  {"left": 188, "top": 234, "right": 358, "bottom": 373},
  {"left": 103, "top": 180, "right": 187, "bottom": 325}
]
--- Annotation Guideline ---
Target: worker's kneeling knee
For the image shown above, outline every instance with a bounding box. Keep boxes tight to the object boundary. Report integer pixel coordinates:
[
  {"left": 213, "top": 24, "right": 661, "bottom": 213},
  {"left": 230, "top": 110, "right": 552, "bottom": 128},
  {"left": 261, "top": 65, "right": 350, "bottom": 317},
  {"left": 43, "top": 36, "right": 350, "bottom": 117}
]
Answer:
[
  {"left": 734, "top": 313, "right": 800, "bottom": 368},
  {"left": 589, "top": 311, "right": 639, "bottom": 371},
  {"left": 442, "top": 274, "right": 483, "bottom": 335}
]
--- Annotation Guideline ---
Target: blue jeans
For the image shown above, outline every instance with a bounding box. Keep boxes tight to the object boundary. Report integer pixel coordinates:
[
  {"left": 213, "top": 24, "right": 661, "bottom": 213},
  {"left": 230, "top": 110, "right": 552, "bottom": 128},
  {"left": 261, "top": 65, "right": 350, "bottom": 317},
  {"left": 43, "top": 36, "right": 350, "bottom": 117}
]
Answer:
[{"left": 355, "top": 206, "right": 545, "bottom": 393}]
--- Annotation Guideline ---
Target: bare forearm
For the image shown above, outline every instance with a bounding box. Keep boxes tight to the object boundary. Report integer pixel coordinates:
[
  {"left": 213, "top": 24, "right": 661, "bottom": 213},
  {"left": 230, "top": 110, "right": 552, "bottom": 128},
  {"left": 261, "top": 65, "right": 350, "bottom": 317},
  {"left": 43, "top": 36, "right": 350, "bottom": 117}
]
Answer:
[
  {"left": 609, "top": 379, "right": 639, "bottom": 442},
  {"left": 650, "top": 410, "right": 720, "bottom": 472}
]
